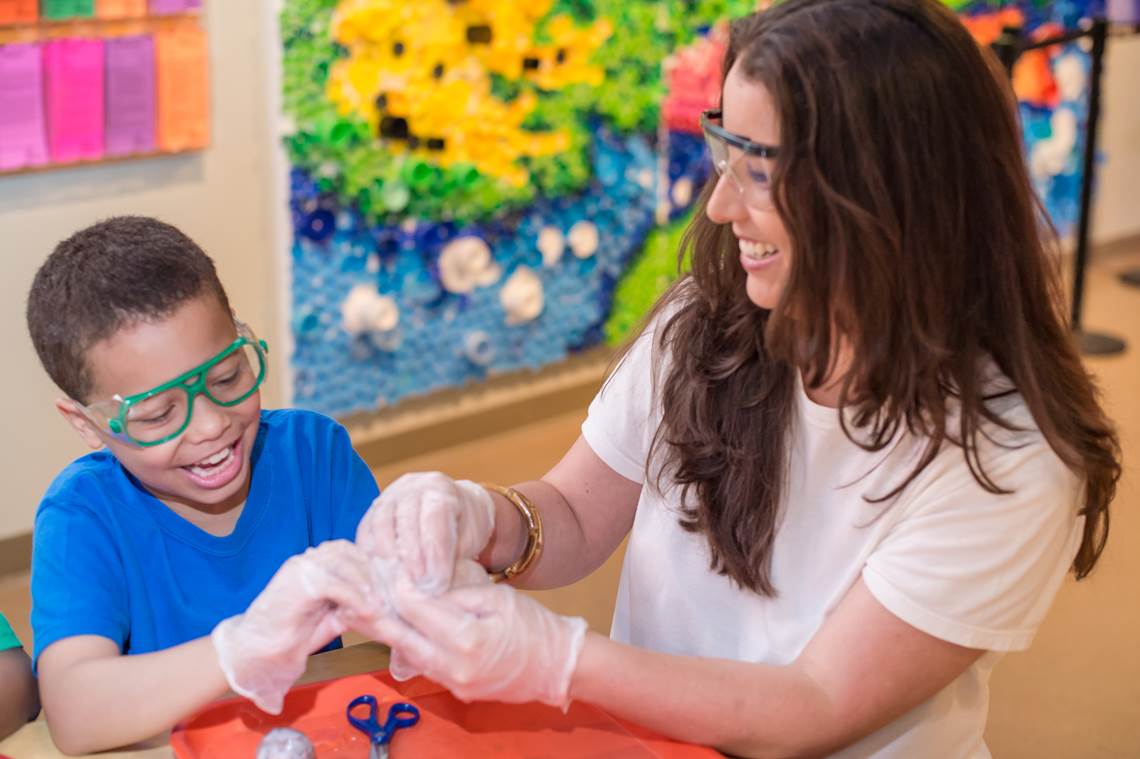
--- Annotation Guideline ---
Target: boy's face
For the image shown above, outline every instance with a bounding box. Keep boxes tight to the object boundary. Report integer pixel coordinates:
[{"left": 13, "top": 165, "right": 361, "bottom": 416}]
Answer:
[{"left": 58, "top": 293, "right": 262, "bottom": 516}]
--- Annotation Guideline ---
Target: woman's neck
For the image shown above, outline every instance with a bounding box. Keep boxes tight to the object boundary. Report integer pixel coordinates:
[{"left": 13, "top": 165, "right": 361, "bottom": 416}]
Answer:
[
  {"left": 801, "top": 340, "right": 854, "bottom": 408},
  {"left": 803, "top": 380, "right": 841, "bottom": 408}
]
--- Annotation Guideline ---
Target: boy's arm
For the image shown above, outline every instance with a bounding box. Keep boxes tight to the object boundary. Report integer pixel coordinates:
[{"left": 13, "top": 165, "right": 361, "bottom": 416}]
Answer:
[
  {"left": 37, "top": 539, "right": 380, "bottom": 754},
  {"left": 0, "top": 647, "right": 39, "bottom": 742},
  {"left": 37, "top": 635, "right": 226, "bottom": 755}
]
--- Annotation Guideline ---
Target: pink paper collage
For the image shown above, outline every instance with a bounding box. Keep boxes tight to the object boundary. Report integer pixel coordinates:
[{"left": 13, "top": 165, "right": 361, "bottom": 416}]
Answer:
[
  {"left": 3, "top": 0, "right": 204, "bottom": 172},
  {"left": 44, "top": 37, "right": 106, "bottom": 163},
  {"left": 0, "top": 42, "right": 49, "bottom": 171},
  {"left": 148, "top": 0, "right": 199, "bottom": 14},
  {"left": 105, "top": 35, "right": 157, "bottom": 156}
]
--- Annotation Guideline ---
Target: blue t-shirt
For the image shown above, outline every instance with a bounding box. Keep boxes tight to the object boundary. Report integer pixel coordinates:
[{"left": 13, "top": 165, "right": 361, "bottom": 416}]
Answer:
[{"left": 31, "top": 408, "right": 379, "bottom": 663}]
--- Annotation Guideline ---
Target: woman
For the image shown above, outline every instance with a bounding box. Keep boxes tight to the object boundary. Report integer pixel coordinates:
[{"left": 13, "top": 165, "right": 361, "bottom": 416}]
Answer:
[{"left": 358, "top": 0, "right": 1121, "bottom": 755}]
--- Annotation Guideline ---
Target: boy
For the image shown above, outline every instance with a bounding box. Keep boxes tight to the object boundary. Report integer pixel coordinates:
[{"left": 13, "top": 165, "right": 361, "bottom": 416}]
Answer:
[
  {"left": 26, "top": 217, "right": 381, "bottom": 753},
  {"left": 0, "top": 612, "right": 39, "bottom": 741}
]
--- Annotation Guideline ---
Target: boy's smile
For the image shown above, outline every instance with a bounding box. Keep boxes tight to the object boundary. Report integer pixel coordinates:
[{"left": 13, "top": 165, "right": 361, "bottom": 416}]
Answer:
[
  {"left": 182, "top": 437, "right": 245, "bottom": 490},
  {"left": 59, "top": 293, "right": 263, "bottom": 521}
]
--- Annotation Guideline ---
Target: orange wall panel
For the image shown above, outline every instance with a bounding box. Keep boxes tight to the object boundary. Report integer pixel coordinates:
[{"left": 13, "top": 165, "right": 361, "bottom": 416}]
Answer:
[
  {"left": 0, "top": 0, "right": 39, "bottom": 25},
  {"left": 96, "top": 0, "right": 147, "bottom": 19},
  {"left": 155, "top": 21, "right": 209, "bottom": 151}
]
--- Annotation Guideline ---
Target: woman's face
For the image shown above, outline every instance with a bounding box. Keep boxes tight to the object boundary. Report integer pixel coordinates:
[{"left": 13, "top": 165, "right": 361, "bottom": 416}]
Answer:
[{"left": 705, "top": 64, "right": 792, "bottom": 310}]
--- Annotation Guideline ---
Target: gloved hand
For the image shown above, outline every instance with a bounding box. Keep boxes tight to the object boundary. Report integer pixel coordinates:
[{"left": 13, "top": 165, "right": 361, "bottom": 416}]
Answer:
[
  {"left": 212, "top": 540, "right": 379, "bottom": 714},
  {"left": 357, "top": 557, "right": 492, "bottom": 682},
  {"left": 355, "top": 472, "right": 495, "bottom": 595},
  {"left": 371, "top": 578, "right": 588, "bottom": 710}
]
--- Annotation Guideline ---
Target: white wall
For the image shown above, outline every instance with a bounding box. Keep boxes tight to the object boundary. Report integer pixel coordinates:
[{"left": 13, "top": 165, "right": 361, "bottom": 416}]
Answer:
[
  {"left": 0, "top": 2, "right": 282, "bottom": 541},
  {"left": 0, "top": 9, "right": 1137, "bottom": 542}
]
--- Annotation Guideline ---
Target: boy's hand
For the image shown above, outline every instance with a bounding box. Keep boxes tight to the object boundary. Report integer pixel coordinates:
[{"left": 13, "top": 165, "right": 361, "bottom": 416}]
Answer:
[
  {"left": 211, "top": 540, "right": 377, "bottom": 714},
  {"left": 370, "top": 579, "right": 588, "bottom": 710},
  {"left": 356, "top": 472, "right": 495, "bottom": 595}
]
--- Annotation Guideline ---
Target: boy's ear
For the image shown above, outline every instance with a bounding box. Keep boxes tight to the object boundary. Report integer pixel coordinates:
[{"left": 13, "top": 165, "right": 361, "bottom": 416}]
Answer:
[{"left": 55, "top": 399, "right": 106, "bottom": 450}]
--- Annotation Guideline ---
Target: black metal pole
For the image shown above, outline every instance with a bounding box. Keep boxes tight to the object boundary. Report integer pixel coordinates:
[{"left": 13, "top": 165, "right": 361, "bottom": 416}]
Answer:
[
  {"left": 1070, "top": 19, "right": 1103, "bottom": 328},
  {"left": 993, "top": 24, "right": 1023, "bottom": 75},
  {"left": 989, "top": 22, "right": 1124, "bottom": 355},
  {"left": 1069, "top": 18, "right": 1126, "bottom": 355}
]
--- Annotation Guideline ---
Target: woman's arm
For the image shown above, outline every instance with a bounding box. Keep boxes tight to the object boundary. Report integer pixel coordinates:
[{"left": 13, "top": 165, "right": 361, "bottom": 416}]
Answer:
[
  {"left": 479, "top": 435, "right": 643, "bottom": 589},
  {"left": 0, "top": 646, "right": 39, "bottom": 741},
  {"left": 37, "top": 635, "right": 228, "bottom": 755},
  {"left": 377, "top": 570, "right": 982, "bottom": 757},
  {"left": 571, "top": 578, "right": 984, "bottom": 758}
]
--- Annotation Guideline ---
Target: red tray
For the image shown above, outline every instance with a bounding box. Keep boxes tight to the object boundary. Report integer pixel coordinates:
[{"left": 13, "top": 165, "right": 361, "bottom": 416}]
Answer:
[{"left": 170, "top": 669, "right": 721, "bottom": 758}]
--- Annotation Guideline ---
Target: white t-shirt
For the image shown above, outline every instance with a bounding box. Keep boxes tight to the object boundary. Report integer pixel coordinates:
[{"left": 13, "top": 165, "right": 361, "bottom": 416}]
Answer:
[{"left": 580, "top": 317, "right": 1083, "bottom": 758}]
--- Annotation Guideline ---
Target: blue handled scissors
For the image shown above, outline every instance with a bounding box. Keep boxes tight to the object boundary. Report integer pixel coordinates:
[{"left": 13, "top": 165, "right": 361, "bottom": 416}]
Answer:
[{"left": 346, "top": 695, "right": 420, "bottom": 759}]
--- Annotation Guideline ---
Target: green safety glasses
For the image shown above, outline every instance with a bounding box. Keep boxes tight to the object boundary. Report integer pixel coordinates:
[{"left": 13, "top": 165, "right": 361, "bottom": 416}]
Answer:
[{"left": 80, "top": 319, "right": 269, "bottom": 447}]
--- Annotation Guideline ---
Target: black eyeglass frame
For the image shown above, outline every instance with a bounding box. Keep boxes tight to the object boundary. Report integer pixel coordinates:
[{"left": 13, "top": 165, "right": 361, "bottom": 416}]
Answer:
[{"left": 699, "top": 109, "right": 781, "bottom": 159}]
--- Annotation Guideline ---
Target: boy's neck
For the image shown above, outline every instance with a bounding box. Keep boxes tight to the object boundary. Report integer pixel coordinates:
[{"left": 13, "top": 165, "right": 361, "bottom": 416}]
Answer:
[
  {"left": 162, "top": 497, "right": 247, "bottom": 538},
  {"left": 155, "top": 476, "right": 252, "bottom": 538}
]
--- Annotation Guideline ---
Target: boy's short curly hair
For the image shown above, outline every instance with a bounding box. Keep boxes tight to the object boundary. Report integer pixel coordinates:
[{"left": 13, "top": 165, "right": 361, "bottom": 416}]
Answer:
[{"left": 27, "top": 216, "right": 233, "bottom": 403}]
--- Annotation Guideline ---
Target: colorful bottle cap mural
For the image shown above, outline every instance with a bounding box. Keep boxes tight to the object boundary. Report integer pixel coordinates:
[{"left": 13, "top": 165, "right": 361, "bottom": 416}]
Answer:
[{"left": 282, "top": 0, "right": 1104, "bottom": 417}]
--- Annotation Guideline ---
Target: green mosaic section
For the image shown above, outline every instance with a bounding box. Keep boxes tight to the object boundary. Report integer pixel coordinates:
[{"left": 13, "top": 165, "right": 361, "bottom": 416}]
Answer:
[
  {"left": 280, "top": 0, "right": 753, "bottom": 226},
  {"left": 604, "top": 209, "right": 694, "bottom": 345}
]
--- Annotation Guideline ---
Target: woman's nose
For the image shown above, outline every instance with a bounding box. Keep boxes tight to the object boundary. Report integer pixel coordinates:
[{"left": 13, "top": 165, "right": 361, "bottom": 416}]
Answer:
[{"left": 705, "top": 173, "right": 745, "bottom": 225}]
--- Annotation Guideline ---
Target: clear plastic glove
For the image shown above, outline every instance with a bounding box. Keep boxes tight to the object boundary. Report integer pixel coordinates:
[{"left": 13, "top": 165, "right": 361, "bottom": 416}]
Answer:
[
  {"left": 212, "top": 540, "right": 378, "bottom": 714},
  {"left": 372, "top": 579, "right": 588, "bottom": 710},
  {"left": 355, "top": 472, "right": 494, "bottom": 595},
  {"left": 357, "top": 557, "right": 492, "bottom": 682}
]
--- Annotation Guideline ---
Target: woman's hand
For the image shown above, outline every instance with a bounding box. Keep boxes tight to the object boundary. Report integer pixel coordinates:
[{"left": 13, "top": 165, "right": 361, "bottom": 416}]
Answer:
[
  {"left": 353, "top": 557, "right": 491, "bottom": 682},
  {"left": 356, "top": 472, "right": 495, "bottom": 594},
  {"left": 372, "top": 578, "right": 588, "bottom": 710}
]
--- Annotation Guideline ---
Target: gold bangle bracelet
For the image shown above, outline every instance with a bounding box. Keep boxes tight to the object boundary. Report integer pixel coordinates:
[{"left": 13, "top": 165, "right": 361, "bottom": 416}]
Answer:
[{"left": 482, "top": 483, "right": 543, "bottom": 583}]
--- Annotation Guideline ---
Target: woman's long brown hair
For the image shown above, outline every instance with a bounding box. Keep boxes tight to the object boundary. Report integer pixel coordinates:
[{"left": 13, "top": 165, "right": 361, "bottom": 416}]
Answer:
[{"left": 634, "top": 0, "right": 1120, "bottom": 595}]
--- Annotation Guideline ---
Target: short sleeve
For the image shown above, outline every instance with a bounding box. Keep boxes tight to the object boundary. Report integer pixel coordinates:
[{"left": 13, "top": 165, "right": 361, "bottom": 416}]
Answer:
[
  {"left": 31, "top": 498, "right": 130, "bottom": 662},
  {"left": 862, "top": 437, "right": 1083, "bottom": 652},
  {"left": 0, "top": 614, "right": 21, "bottom": 651},
  {"left": 296, "top": 412, "right": 379, "bottom": 542},
  {"left": 580, "top": 322, "right": 663, "bottom": 484},
  {"left": 327, "top": 420, "right": 380, "bottom": 539}
]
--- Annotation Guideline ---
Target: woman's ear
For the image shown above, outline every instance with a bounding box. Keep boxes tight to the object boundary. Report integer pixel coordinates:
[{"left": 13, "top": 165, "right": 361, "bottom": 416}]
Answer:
[{"left": 55, "top": 398, "right": 107, "bottom": 450}]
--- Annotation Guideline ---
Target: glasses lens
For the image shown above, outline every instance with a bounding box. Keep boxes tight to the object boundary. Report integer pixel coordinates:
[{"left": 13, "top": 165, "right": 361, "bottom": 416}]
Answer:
[
  {"left": 703, "top": 131, "right": 751, "bottom": 198},
  {"left": 124, "top": 388, "right": 189, "bottom": 444},
  {"left": 703, "top": 131, "right": 729, "bottom": 175},
  {"left": 705, "top": 137, "right": 776, "bottom": 207},
  {"left": 204, "top": 342, "right": 265, "bottom": 405},
  {"left": 83, "top": 400, "right": 121, "bottom": 434}
]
